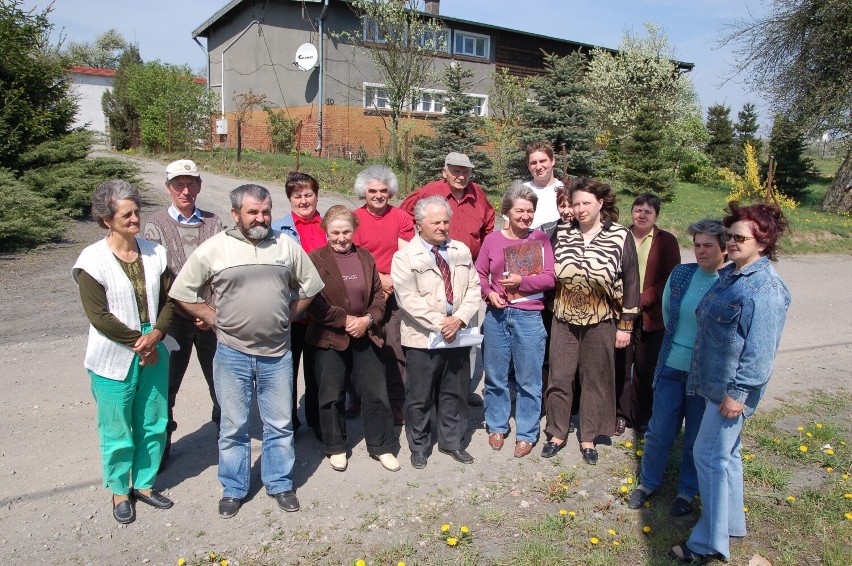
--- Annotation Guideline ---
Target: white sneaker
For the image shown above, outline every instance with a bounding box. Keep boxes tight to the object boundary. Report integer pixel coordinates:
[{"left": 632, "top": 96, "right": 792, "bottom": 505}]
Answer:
[
  {"left": 376, "top": 453, "right": 400, "bottom": 472},
  {"left": 329, "top": 453, "right": 347, "bottom": 471}
]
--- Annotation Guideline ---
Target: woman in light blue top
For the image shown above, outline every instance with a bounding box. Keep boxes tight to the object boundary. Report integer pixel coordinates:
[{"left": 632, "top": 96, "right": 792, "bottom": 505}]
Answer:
[
  {"left": 627, "top": 219, "right": 726, "bottom": 517},
  {"left": 671, "top": 203, "right": 791, "bottom": 564}
]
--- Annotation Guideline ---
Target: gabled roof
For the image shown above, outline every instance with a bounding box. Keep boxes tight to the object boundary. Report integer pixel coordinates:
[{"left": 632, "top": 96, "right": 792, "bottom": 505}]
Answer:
[
  {"left": 192, "top": 0, "right": 693, "bottom": 71},
  {"left": 69, "top": 66, "right": 116, "bottom": 77}
]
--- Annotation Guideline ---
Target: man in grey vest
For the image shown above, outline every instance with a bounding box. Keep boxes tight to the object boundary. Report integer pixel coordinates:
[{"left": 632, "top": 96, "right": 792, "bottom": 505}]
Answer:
[{"left": 143, "top": 159, "right": 223, "bottom": 469}]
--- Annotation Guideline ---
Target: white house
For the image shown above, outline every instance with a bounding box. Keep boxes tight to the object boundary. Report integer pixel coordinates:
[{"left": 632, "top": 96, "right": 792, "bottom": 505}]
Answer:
[{"left": 68, "top": 66, "right": 114, "bottom": 134}]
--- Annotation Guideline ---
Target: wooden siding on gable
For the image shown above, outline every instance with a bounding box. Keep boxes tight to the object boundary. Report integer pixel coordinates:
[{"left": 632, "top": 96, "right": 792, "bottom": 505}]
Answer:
[{"left": 495, "top": 32, "right": 593, "bottom": 78}]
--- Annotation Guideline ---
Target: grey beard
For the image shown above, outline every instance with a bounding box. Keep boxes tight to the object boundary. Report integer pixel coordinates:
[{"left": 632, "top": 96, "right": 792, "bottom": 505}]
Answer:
[{"left": 246, "top": 225, "right": 269, "bottom": 240}]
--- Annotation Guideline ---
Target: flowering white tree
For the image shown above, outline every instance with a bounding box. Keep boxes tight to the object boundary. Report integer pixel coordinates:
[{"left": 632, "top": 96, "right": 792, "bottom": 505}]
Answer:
[{"left": 585, "top": 23, "right": 699, "bottom": 144}]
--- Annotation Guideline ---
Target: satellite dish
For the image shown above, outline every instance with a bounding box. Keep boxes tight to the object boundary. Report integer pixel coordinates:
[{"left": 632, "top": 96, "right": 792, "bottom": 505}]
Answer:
[{"left": 294, "top": 43, "right": 318, "bottom": 71}]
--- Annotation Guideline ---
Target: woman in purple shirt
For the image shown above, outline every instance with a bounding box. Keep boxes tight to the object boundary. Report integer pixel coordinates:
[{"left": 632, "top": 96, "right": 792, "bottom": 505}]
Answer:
[{"left": 475, "top": 182, "right": 555, "bottom": 458}]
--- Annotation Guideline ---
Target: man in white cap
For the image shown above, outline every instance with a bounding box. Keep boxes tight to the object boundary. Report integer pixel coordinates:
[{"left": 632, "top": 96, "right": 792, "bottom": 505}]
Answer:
[
  {"left": 400, "top": 152, "right": 494, "bottom": 406},
  {"left": 143, "top": 159, "right": 223, "bottom": 469}
]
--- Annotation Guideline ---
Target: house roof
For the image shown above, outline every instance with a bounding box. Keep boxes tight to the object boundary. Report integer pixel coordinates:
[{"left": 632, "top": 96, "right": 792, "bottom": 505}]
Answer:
[
  {"left": 191, "top": 0, "right": 694, "bottom": 70},
  {"left": 69, "top": 66, "right": 116, "bottom": 77}
]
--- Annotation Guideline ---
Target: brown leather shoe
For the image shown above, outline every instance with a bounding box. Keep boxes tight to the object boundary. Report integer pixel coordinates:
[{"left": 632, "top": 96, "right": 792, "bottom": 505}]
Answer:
[
  {"left": 514, "top": 440, "right": 534, "bottom": 458},
  {"left": 614, "top": 417, "right": 627, "bottom": 436},
  {"left": 488, "top": 432, "right": 504, "bottom": 450}
]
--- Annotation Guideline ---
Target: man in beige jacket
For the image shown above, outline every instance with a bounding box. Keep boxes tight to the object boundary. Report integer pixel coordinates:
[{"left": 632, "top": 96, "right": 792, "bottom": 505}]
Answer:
[{"left": 391, "top": 196, "right": 481, "bottom": 469}]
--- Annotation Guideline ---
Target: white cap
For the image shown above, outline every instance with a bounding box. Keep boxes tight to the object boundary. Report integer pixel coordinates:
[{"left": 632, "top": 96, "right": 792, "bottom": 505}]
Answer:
[{"left": 166, "top": 159, "right": 200, "bottom": 181}]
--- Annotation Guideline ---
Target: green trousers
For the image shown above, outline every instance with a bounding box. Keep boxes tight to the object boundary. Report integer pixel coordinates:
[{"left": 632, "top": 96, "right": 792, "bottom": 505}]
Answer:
[{"left": 89, "top": 324, "right": 169, "bottom": 495}]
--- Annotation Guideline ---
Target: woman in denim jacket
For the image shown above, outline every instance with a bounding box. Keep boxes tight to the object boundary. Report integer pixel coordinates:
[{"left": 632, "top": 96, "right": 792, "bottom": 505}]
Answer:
[
  {"left": 628, "top": 219, "right": 726, "bottom": 517},
  {"left": 670, "top": 203, "right": 791, "bottom": 564}
]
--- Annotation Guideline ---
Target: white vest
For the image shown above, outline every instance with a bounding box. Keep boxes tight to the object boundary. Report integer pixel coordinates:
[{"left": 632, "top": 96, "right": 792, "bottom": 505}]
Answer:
[{"left": 72, "top": 237, "right": 168, "bottom": 380}]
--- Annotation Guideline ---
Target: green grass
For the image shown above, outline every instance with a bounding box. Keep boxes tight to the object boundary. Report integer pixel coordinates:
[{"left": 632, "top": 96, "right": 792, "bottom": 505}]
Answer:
[{"left": 148, "top": 149, "right": 852, "bottom": 254}]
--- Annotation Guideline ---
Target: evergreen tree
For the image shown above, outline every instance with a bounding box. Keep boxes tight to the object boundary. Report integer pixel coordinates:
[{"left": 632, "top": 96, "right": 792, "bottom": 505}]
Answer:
[
  {"left": 733, "top": 102, "right": 762, "bottom": 172},
  {"left": 619, "top": 104, "right": 674, "bottom": 201},
  {"left": 102, "top": 45, "right": 142, "bottom": 150},
  {"left": 705, "top": 103, "right": 737, "bottom": 168},
  {"left": 517, "top": 52, "right": 604, "bottom": 178},
  {"left": 765, "top": 113, "right": 815, "bottom": 201},
  {"left": 412, "top": 64, "right": 492, "bottom": 188}
]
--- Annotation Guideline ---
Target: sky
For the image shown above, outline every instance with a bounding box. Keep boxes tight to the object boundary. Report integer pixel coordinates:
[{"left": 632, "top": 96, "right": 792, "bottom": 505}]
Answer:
[{"left": 25, "top": 0, "right": 773, "bottom": 133}]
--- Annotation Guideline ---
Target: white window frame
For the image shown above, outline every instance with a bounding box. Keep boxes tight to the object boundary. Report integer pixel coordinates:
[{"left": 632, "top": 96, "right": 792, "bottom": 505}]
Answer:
[
  {"left": 363, "top": 17, "right": 385, "bottom": 44},
  {"left": 411, "top": 89, "right": 446, "bottom": 114},
  {"left": 421, "top": 27, "right": 450, "bottom": 53},
  {"left": 468, "top": 94, "right": 488, "bottom": 117},
  {"left": 364, "top": 83, "right": 391, "bottom": 111},
  {"left": 453, "top": 30, "right": 490, "bottom": 59}
]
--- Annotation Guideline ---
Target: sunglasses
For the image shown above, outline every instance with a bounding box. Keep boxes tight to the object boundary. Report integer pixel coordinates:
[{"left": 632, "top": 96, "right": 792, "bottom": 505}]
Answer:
[{"left": 724, "top": 233, "right": 755, "bottom": 244}]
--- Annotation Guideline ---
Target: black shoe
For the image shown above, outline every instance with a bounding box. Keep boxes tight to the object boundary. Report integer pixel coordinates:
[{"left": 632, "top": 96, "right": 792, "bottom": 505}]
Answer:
[
  {"left": 271, "top": 490, "right": 300, "bottom": 512},
  {"left": 218, "top": 497, "right": 242, "bottom": 519},
  {"left": 568, "top": 420, "right": 576, "bottom": 434},
  {"left": 581, "top": 447, "right": 598, "bottom": 465},
  {"left": 541, "top": 440, "right": 565, "bottom": 458},
  {"left": 467, "top": 393, "right": 484, "bottom": 407},
  {"left": 112, "top": 497, "right": 135, "bottom": 524},
  {"left": 410, "top": 451, "right": 428, "bottom": 469},
  {"left": 670, "top": 496, "right": 694, "bottom": 517},
  {"left": 614, "top": 417, "right": 627, "bottom": 436},
  {"left": 439, "top": 448, "right": 474, "bottom": 464},
  {"left": 627, "top": 488, "right": 651, "bottom": 509},
  {"left": 132, "top": 489, "right": 174, "bottom": 509}
]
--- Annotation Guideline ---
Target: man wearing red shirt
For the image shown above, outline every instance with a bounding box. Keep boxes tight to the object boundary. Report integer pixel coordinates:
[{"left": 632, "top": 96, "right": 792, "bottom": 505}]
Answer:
[{"left": 400, "top": 152, "right": 495, "bottom": 261}]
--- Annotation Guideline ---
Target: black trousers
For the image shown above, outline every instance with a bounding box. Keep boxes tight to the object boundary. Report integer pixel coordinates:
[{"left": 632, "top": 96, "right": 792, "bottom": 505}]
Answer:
[
  {"left": 313, "top": 337, "right": 398, "bottom": 456},
  {"left": 167, "top": 315, "right": 219, "bottom": 431},
  {"left": 291, "top": 322, "right": 319, "bottom": 429},
  {"left": 615, "top": 328, "right": 664, "bottom": 429},
  {"left": 383, "top": 296, "right": 407, "bottom": 410},
  {"left": 403, "top": 346, "right": 471, "bottom": 452}
]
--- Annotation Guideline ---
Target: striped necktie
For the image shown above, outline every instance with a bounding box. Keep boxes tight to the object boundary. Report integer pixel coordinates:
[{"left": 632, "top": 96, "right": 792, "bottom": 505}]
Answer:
[{"left": 431, "top": 245, "right": 454, "bottom": 304}]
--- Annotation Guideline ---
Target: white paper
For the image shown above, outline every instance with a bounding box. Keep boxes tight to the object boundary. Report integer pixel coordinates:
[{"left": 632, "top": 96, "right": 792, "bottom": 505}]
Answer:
[{"left": 427, "top": 327, "right": 483, "bottom": 349}]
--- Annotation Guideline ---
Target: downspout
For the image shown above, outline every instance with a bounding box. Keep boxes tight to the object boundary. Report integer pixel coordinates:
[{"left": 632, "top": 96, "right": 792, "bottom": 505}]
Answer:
[
  {"left": 219, "top": 20, "right": 260, "bottom": 117},
  {"left": 317, "top": 0, "right": 329, "bottom": 154},
  {"left": 192, "top": 37, "right": 210, "bottom": 94}
]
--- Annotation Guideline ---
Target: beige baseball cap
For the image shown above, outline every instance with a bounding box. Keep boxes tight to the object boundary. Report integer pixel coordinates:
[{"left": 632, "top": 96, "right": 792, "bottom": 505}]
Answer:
[
  {"left": 444, "top": 152, "right": 475, "bottom": 169},
  {"left": 166, "top": 159, "right": 200, "bottom": 181}
]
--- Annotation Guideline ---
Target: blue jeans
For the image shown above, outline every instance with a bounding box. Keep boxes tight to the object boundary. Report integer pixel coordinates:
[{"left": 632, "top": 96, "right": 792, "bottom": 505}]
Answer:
[
  {"left": 483, "top": 307, "right": 546, "bottom": 443},
  {"left": 213, "top": 343, "right": 295, "bottom": 499},
  {"left": 687, "top": 401, "right": 747, "bottom": 560},
  {"left": 639, "top": 365, "right": 705, "bottom": 499}
]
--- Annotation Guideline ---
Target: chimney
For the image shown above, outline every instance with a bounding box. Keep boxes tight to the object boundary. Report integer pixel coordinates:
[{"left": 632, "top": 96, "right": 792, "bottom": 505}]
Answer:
[{"left": 425, "top": 0, "right": 439, "bottom": 15}]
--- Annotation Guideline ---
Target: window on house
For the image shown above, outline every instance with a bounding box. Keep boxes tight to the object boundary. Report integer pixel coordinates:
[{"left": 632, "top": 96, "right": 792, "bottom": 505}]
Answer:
[
  {"left": 412, "top": 90, "right": 445, "bottom": 113},
  {"left": 421, "top": 28, "right": 450, "bottom": 53},
  {"left": 364, "top": 17, "right": 407, "bottom": 44},
  {"left": 454, "top": 31, "right": 489, "bottom": 58},
  {"left": 364, "top": 85, "right": 390, "bottom": 110},
  {"left": 469, "top": 94, "right": 488, "bottom": 117}
]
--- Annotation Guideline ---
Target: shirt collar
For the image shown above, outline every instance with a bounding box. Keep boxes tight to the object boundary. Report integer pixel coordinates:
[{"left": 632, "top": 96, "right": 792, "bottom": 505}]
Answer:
[
  {"left": 419, "top": 234, "right": 450, "bottom": 252},
  {"left": 292, "top": 211, "right": 321, "bottom": 225},
  {"left": 168, "top": 205, "right": 203, "bottom": 224}
]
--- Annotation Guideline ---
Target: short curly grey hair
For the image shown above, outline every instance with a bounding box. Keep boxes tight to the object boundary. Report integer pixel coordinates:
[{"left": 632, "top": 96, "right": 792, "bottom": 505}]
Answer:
[
  {"left": 500, "top": 181, "right": 538, "bottom": 216},
  {"left": 353, "top": 165, "right": 399, "bottom": 199},
  {"left": 91, "top": 180, "right": 141, "bottom": 229},
  {"left": 687, "top": 218, "right": 726, "bottom": 250}
]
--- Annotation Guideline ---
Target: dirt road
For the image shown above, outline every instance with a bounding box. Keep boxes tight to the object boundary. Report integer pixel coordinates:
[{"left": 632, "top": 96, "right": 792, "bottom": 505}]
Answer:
[{"left": 0, "top": 152, "right": 849, "bottom": 564}]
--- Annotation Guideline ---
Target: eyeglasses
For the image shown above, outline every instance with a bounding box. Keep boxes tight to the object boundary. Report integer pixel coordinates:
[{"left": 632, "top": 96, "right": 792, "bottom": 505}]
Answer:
[{"left": 724, "top": 233, "right": 755, "bottom": 244}]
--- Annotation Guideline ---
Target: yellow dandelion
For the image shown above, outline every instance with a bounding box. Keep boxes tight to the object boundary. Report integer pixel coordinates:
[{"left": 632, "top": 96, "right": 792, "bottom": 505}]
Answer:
[
  {"left": 221, "top": 561, "right": 228, "bottom": 566},
  {"left": 842, "top": 441, "right": 847, "bottom": 446},
  {"left": 846, "top": 513, "right": 852, "bottom": 520},
  {"left": 743, "top": 506, "right": 749, "bottom": 513},
  {"left": 178, "top": 560, "right": 186, "bottom": 566},
  {"left": 563, "top": 485, "right": 570, "bottom": 491},
  {"left": 460, "top": 525, "right": 469, "bottom": 534},
  {"left": 773, "top": 438, "right": 780, "bottom": 443},
  {"left": 636, "top": 450, "right": 644, "bottom": 457},
  {"left": 627, "top": 477, "right": 634, "bottom": 484},
  {"left": 644, "top": 501, "right": 651, "bottom": 508},
  {"left": 356, "top": 561, "right": 366, "bottom": 566},
  {"left": 560, "top": 509, "right": 568, "bottom": 516},
  {"left": 624, "top": 441, "right": 633, "bottom": 448},
  {"left": 398, "top": 563, "right": 406, "bottom": 566},
  {"left": 787, "top": 496, "right": 796, "bottom": 502},
  {"left": 800, "top": 445, "right": 808, "bottom": 453},
  {"left": 612, "top": 541, "right": 620, "bottom": 546},
  {"left": 608, "top": 529, "right": 617, "bottom": 536},
  {"left": 844, "top": 493, "right": 852, "bottom": 499},
  {"left": 209, "top": 553, "right": 217, "bottom": 560},
  {"left": 447, "top": 537, "right": 458, "bottom": 547},
  {"left": 827, "top": 467, "right": 833, "bottom": 473},
  {"left": 590, "top": 537, "right": 599, "bottom": 545},
  {"left": 441, "top": 524, "right": 450, "bottom": 532},
  {"left": 620, "top": 485, "right": 629, "bottom": 493},
  {"left": 797, "top": 426, "right": 804, "bottom": 431},
  {"left": 806, "top": 432, "right": 813, "bottom": 438},
  {"left": 827, "top": 449, "right": 835, "bottom": 455},
  {"left": 569, "top": 511, "right": 577, "bottom": 517},
  {"left": 643, "top": 525, "right": 652, "bottom": 534},
  {"left": 844, "top": 474, "right": 850, "bottom": 480},
  {"left": 816, "top": 423, "right": 823, "bottom": 429}
]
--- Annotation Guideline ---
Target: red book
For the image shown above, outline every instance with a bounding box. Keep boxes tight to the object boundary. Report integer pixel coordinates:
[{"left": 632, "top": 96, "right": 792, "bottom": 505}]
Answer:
[{"left": 503, "top": 240, "right": 544, "bottom": 303}]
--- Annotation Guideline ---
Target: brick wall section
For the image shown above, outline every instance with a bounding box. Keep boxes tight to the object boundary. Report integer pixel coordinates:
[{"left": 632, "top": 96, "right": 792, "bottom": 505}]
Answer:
[{"left": 211, "top": 106, "right": 439, "bottom": 160}]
